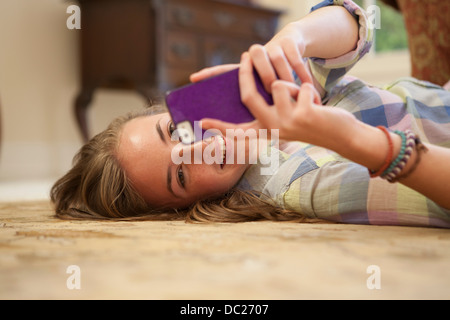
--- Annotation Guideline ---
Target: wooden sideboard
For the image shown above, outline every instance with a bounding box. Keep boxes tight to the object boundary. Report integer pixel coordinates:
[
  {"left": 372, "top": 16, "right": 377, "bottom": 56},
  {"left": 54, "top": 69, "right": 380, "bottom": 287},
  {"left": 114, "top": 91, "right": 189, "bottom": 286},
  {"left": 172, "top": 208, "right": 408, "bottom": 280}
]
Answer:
[{"left": 75, "top": 0, "right": 282, "bottom": 141}]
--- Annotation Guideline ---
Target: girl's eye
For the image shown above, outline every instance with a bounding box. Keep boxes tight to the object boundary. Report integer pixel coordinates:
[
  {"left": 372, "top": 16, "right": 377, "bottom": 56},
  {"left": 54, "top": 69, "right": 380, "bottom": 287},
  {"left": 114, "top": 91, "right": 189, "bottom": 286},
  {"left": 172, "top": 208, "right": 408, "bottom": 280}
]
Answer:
[
  {"left": 168, "top": 121, "right": 176, "bottom": 136},
  {"left": 168, "top": 121, "right": 182, "bottom": 142},
  {"left": 177, "top": 166, "right": 185, "bottom": 188}
]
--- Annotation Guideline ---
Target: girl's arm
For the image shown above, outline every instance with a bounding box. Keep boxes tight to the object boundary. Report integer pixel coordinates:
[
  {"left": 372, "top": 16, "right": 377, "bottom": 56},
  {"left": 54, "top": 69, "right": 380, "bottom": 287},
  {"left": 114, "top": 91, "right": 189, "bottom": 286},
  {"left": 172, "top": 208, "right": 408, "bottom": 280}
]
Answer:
[
  {"left": 291, "top": 5, "right": 359, "bottom": 59},
  {"left": 247, "top": 5, "right": 358, "bottom": 94},
  {"left": 348, "top": 120, "right": 450, "bottom": 210},
  {"left": 191, "top": 4, "right": 360, "bottom": 97},
  {"left": 202, "top": 53, "right": 450, "bottom": 209}
]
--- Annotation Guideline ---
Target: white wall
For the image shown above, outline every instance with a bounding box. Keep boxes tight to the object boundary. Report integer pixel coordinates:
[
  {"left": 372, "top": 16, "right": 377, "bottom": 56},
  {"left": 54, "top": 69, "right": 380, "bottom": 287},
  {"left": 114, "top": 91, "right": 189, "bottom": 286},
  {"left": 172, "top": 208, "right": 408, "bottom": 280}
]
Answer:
[
  {"left": 0, "top": 0, "right": 147, "bottom": 182},
  {"left": 255, "top": 0, "right": 315, "bottom": 26},
  {"left": 0, "top": 0, "right": 410, "bottom": 186}
]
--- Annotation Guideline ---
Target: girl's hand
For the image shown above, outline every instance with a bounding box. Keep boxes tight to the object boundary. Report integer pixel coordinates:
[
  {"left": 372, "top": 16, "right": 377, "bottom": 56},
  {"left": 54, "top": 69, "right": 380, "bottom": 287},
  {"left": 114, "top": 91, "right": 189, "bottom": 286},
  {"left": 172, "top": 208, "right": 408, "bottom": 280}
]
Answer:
[
  {"left": 190, "top": 25, "right": 312, "bottom": 91},
  {"left": 190, "top": 64, "right": 239, "bottom": 83},
  {"left": 248, "top": 29, "right": 313, "bottom": 93},
  {"left": 201, "top": 52, "right": 357, "bottom": 151}
]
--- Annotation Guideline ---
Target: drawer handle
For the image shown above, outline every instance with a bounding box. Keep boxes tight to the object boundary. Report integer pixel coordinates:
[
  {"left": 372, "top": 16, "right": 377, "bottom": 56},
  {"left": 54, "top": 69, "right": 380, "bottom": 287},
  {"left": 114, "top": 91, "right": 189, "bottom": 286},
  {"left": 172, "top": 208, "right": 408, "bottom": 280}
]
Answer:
[
  {"left": 252, "top": 20, "right": 272, "bottom": 39},
  {"left": 214, "top": 12, "right": 236, "bottom": 28},
  {"left": 173, "top": 7, "right": 194, "bottom": 26},
  {"left": 207, "top": 44, "right": 236, "bottom": 66},
  {"left": 171, "top": 43, "right": 192, "bottom": 58}
]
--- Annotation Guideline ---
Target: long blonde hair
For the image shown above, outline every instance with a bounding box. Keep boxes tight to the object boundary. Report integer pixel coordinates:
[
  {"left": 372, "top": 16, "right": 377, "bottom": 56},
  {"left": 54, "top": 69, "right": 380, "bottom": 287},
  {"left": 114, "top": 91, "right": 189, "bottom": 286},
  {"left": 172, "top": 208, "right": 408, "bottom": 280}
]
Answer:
[{"left": 50, "top": 107, "right": 316, "bottom": 223}]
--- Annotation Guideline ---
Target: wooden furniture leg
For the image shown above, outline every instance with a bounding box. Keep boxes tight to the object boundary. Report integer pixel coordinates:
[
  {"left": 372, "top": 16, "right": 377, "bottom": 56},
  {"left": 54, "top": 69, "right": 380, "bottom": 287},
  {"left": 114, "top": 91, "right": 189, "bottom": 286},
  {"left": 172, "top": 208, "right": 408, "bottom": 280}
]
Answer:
[{"left": 74, "top": 89, "right": 93, "bottom": 143}]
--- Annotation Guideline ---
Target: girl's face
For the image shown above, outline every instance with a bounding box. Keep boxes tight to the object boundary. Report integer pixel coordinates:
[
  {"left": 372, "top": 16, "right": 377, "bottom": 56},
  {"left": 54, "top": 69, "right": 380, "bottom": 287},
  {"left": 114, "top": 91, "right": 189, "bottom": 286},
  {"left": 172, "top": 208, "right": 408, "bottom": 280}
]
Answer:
[{"left": 116, "top": 113, "right": 250, "bottom": 209}]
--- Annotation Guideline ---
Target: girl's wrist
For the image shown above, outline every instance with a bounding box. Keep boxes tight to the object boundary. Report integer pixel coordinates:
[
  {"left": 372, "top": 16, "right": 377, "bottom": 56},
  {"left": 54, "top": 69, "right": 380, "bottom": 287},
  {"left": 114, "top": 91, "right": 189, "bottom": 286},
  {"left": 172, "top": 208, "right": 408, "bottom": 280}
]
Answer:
[
  {"left": 338, "top": 121, "right": 402, "bottom": 172},
  {"left": 270, "top": 22, "right": 307, "bottom": 56}
]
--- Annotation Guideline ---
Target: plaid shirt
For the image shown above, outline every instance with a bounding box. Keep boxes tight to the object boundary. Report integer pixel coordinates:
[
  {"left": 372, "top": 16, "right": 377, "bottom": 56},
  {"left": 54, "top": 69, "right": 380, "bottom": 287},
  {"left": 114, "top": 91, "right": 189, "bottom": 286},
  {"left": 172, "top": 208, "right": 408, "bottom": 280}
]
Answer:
[{"left": 236, "top": 0, "right": 450, "bottom": 228}]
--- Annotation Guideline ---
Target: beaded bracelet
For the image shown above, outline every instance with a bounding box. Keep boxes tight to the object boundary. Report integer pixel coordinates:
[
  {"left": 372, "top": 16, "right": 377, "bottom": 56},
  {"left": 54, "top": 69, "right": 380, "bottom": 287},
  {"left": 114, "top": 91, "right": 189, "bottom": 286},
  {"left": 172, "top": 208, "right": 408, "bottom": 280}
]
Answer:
[
  {"left": 369, "top": 126, "right": 394, "bottom": 178},
  {"left": 383, "top": 130, "right": 407, "bottom": 176},
  {"left": 389, "top": 137, "right": 428, "bottom": 183},
  {"left": 381, "top": 130, "right": 416, "bottom": 182},
  {"left": 369, "top": 126, "right": 428, "bottom": 183}
]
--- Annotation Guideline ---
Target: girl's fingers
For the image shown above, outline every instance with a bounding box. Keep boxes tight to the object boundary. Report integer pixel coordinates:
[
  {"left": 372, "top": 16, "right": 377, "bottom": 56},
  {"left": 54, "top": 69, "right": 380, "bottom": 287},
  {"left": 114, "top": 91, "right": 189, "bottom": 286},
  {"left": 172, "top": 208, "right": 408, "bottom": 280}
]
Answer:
[
  {"left": 190, "top": 64, "right": 239, "bottom": 83},
  {"left": 267, "top": 46, "right": 295, "bottom": 83},
  {"left": 282, "top": 39, "right": 313, "bottom": 85},
  {"left": 248, "top": 44, "right": 278, "bottom": 93},
  {"left": 273, "top": 80, "right": 300, "bottom": 98},
  {"left": 249, "top": 44, "right": 298, "bottom": 92},
  {"left": 272, "top": 80, "right": 295, "bottom": 120},
  {"left": 199, "top": 118, "right": 237, "bottom": 135},
  {"left": 312, "top": 86, "right": 322, "bottom": 104},
  {"left": 300, "top": 81, "right": 321, "bottom": 105},
  {"left": 238, "top": 52, "right": 273, "bottom": 126},
  {"left": 297, "top": 82, "right": 317, "bottom": 109},
  {"left": 200, "top": 118, "right": 259, "bottom": 136}
]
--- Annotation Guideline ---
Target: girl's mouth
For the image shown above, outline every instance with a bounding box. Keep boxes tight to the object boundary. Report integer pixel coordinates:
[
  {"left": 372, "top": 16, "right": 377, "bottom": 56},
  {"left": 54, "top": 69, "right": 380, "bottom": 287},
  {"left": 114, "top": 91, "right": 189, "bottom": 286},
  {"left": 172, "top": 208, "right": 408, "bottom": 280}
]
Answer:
[{"left": 216, "top": 135, "right": 226, "bottom": 169}]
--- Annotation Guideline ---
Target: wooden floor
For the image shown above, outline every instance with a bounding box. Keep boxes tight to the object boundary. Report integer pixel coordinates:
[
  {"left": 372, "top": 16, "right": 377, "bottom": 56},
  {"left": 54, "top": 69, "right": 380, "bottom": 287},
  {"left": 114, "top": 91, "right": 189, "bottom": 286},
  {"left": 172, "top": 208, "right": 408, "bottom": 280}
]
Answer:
[{"left": 1, "top": 200, "right": 449, "bottom": 300}]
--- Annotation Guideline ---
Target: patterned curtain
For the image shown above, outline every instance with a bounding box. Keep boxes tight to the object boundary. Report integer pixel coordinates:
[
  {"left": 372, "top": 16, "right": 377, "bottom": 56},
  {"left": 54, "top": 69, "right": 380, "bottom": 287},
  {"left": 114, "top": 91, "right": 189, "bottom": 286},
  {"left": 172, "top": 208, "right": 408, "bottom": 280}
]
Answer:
[{"left": 382, "top": 0, "right": 449, "bottom": 86}]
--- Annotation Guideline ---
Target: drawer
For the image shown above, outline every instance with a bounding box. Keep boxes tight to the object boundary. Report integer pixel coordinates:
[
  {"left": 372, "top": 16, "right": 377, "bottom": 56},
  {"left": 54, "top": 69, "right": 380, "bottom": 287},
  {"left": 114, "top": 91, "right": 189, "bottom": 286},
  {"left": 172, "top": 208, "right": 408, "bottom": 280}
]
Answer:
[
  {"left": 163, "top": 66, "right": 197, "bottom": 89},
  {"left": 210, "top": 8, "right": 278, "bottom": 41},
  {"left": 165, "top": 2, "right": 207, "bottom": 30},
  {"left": 165, "top": 1, "right": 278, "bottom": 41},
  {"left": 165, "top": 32, "right": 199, "bottom": 67},
  {"left": 203, "top": 37, "right": 248, "bottom": 66}
]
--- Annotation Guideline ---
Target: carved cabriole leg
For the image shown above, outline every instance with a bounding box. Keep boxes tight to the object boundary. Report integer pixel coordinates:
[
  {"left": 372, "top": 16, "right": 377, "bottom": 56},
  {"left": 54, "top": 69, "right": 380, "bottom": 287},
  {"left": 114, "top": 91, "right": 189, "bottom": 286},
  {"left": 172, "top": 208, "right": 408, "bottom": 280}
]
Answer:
[
  {"left": 136, "top": 85, "right": 163, "bottom": 109},
  {"left": 74, "top": 89, "right": 93, "bottom": 142}
]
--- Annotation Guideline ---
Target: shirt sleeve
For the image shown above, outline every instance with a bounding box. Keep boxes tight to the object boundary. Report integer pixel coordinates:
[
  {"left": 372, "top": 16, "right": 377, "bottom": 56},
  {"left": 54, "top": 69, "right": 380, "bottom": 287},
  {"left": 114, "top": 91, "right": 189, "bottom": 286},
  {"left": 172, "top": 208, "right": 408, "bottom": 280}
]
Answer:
[
  {"left": 306, "top": 0, "right": 374, "bottom": 96},
  {"left": 282, "top": 154, "right": 450, "bottom": 228}
]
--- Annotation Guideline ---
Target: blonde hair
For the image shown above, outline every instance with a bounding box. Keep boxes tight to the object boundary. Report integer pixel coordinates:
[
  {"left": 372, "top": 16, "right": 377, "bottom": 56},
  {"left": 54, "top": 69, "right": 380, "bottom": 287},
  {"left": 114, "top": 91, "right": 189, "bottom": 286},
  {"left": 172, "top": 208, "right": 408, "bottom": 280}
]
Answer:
[{"left": 50, "top": 107, "right": 317, "bottom": 224}]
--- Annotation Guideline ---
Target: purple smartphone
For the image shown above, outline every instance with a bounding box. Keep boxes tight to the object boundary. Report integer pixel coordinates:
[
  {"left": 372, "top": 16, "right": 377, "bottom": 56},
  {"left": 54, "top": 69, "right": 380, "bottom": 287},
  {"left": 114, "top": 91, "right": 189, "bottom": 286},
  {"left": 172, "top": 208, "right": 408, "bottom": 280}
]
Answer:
[{"left": 165, "top": 68, "right": 273, "bottom": 144}]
